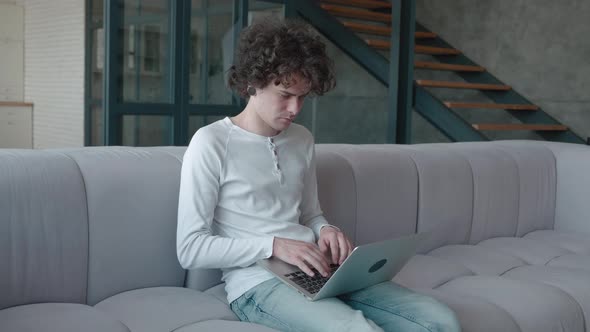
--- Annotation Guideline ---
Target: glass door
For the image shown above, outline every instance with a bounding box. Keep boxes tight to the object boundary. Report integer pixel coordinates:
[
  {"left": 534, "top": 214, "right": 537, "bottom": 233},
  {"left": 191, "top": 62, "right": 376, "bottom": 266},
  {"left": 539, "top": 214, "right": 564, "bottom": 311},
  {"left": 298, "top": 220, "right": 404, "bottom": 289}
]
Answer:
[
  {"left": 99, "top": 0, "right": 248, "bottom": 146},
  {"left": 187, "top": 0, "right": 240, "bottom": 138}
]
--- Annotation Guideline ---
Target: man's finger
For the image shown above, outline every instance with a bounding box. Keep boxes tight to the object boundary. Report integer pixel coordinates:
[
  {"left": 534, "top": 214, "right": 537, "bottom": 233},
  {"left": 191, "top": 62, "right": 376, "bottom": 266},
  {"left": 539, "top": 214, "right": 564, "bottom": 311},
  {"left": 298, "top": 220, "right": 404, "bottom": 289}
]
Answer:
[
  {"left": 319, "top": 238, "right": 329, "bottom": 256},
  {"left": 338, "top": 234, "right": 349, "bottom": 265},
  {"left": 296, "top": 259, "right": 315, "bottom": 277},
  {"left": 303, "top": 252, "right": 329, "bottom": 277},
  {"left": 338, "top": 234, "right": 354, "bottom": 265},
  {"left": 303, "top": 244, "right": 330, "bottom": 273},
  {"left": 329, "top": 236, "right": 339, "bottom": 265},
  {"left": 347, "top": 238, "right": 353, "bottom": 259}
]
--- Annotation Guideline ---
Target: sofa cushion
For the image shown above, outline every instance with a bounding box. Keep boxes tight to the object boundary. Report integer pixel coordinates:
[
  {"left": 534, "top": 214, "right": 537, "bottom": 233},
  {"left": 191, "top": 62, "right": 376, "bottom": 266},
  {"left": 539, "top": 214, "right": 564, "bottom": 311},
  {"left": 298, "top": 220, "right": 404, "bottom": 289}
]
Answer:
[
  {"left": 524, "top": 230, "right": 590, "bottom": 254},
  {"left": 503, "top": 265, "right": 590, "bottom": 325},
  {"left": 477, "top": 237, "right": 571, "bottom": 265},
  {"left": 205, "top": 283, "right": 230, "bottom": 305},
  {"left": 94, "top": 286, "right": 237, "bottom": 332},
  {"left": 449, "top": 144, "right": 521, "bottom": 244},
  {"left": 0, "top": 303, "right": 129, "bottom": 332},
  {"left": 492, "top": 142, "right": 557, "bottom": 236},
  {"left": 392, "top": 254, "right": 474, "bottom": 289},
  {"left": 315, "top": 147, "right": 358, "bottom": 244},
  {"left": 400, "top": 145, "right": 474, "bottom": 253},
  {"left": 437, "top": 275, "right": 585, "bottom": 332},
  {"left": 63, "top": 148, "right": 186, "bottom": 305},
  {"left": 319, "top": 145, "right": 418, "bottom": 245},
  {"left": 416, "top": 288, "right": 521, "bottom": 332},
  {"left": 175, "top": 320, "right": 278, "bottom": 332},
  {"left": 542, "top": 142, "right": 590, "bottom": 234},
  {"left": 0, "top": 150, "right": 89, "bottom": 310},
  {"left": 547, "top": 254, "right": 590, "bottom": 272},
  {"left": 427, "top": 245, "right": 526, "bottom": 276}
]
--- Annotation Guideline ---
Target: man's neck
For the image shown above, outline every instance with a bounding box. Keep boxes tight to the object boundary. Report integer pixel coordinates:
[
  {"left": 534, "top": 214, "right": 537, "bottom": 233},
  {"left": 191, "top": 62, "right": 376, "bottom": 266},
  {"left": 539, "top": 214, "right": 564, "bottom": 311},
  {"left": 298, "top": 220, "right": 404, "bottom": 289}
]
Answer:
[{"left": 232, "top": 107, "right": 280, "bottom": 137}]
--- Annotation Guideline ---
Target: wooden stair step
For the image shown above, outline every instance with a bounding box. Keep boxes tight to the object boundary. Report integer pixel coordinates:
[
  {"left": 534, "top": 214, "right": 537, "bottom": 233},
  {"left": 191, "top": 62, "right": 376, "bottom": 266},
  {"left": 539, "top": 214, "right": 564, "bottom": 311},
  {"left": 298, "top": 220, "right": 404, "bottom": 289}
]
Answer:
[
  {"left": 416, "top": 80, "right": 511, "bottom": 91},
  {"left": 365, "top": 40, "right": 460, "bottom": 55},
  {"left": 342, "top": 22, "right": 437, "bottom": 39},
  {"left": 365, "top": 39, "right": 391, "bottom": 49},
  {"left": 414, "top": 61, "right": 485, "bottom": 72},
  {"left": 415, "top": 31, "right": 437, "bottom": 39},
  {"left": 472, "top": 124, "right": 568, "bottom": 131},
  {"left": 444, "top": 102, "right": 539, "bottom": 111},
  {"left": 320, "top": 4, "right": 391, "bottom": 22},
  {"left": 342, "top": 21, "right": 391, "bottom": 35},
  {"left": 321, "top": 0, "right": 391, "bottom": 9},
  {"left": 415, "top": 45, "right": 461, "bottom": 55}
]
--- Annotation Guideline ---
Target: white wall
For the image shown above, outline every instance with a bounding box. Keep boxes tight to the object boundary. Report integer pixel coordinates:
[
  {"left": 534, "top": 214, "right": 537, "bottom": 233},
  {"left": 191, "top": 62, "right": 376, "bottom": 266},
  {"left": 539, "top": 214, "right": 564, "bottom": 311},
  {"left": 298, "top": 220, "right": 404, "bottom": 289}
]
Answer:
[
  {"left": 0, "top": 3, "right": 24, "bottom": 101},
  {"left": 22, "top": 0, "right": 85, "bottom": 148}
]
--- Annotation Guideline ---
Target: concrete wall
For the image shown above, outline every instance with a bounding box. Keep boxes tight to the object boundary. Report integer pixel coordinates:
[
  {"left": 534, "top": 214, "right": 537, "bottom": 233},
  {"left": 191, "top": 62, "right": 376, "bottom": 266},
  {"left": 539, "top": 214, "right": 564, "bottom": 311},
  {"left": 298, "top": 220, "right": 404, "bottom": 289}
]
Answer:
[{"left": 416, "top": 0, "right": 590, "bottom": 141}]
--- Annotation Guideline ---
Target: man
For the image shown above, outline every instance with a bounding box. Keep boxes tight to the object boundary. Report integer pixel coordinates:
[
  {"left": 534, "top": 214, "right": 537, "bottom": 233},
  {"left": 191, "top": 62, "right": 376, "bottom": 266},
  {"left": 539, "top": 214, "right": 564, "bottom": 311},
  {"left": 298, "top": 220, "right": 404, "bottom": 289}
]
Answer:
[{"left": 177, "top": 18, "right": 460, "bottom": 332}]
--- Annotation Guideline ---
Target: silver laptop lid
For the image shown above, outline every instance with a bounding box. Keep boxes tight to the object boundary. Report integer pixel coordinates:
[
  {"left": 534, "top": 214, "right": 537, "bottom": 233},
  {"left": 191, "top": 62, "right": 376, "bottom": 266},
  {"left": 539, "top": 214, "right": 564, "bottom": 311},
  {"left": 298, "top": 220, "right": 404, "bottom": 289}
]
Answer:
[
  {"left": 313, "top": 232, "right": 423, "bottom": 300},
  {"left": 258, "top": 232, "right": 425, "bottom": 301}
]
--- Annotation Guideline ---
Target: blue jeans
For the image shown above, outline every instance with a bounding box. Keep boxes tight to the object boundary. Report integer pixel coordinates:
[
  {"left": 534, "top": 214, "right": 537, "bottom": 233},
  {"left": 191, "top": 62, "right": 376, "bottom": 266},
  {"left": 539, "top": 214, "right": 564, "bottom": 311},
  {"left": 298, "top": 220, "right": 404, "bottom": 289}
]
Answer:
[{"left": 230, "top": 278, "right": 461, "bottom": 332}]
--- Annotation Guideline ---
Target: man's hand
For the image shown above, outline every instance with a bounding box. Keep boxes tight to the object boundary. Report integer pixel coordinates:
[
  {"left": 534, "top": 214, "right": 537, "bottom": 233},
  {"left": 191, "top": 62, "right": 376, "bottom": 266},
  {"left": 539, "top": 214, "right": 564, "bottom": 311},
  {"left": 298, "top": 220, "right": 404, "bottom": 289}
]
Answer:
[
  {"left": 272, "top": 237, "right": 330, "bottom": 277},
  {"left": 318, "top": 227, "right": 353, "bottom": 265}
]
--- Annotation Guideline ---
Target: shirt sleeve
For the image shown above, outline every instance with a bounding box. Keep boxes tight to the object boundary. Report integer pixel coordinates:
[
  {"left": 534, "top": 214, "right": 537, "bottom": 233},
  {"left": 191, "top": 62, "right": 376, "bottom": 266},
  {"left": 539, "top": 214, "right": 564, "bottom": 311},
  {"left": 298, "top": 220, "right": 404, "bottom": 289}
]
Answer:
[
  {"left": 299, "top": 139, "right": 334, "bottom": 240},
  {"left": 176, "top": 129, "right": 274, "bottom": 270}
]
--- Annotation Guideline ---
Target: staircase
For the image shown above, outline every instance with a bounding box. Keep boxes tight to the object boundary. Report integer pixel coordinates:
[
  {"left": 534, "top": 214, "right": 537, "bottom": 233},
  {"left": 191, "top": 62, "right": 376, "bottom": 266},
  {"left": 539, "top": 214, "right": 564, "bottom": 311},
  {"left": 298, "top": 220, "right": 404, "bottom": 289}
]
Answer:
[{"left": 313, "top": 0, "right": 585, "bottom": 143}]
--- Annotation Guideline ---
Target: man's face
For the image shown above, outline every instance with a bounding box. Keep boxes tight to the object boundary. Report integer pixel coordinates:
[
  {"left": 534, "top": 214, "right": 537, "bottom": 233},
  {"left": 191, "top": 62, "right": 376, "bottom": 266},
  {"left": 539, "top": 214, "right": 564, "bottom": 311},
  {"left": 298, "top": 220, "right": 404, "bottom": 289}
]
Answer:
[{"left": 249, "top": 73, "right": 311, "bottom": 134}]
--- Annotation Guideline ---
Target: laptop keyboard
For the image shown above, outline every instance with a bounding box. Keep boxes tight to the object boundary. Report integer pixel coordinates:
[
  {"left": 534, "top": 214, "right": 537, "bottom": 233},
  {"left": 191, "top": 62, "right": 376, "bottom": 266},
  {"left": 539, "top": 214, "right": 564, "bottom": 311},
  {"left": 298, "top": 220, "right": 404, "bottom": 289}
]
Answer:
[{"left": 284, "top": 264, "right": 339, "bottom": 294}]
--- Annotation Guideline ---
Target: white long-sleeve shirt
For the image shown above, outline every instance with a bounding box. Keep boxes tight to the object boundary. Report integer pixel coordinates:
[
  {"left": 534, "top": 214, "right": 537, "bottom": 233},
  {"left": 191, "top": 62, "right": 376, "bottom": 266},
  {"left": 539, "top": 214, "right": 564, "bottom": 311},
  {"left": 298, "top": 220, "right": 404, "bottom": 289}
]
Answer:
[{"left": 177, "top": 117, "right": 331, "bottom": 303}]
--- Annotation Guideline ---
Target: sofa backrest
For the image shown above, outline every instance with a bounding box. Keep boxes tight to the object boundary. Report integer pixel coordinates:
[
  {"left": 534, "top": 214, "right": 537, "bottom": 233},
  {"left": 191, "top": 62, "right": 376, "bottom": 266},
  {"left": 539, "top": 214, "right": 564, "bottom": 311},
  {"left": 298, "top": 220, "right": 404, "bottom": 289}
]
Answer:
[
  {"left": 2, "top": 141, "right": 580, "bottom": 307},
  {"left": 541, "top": 142, "right": 590, "bottom": 234},
  {"left": 61, "top": 147, "right": 187, "bottom": 305},
  {"left": 0, "top": 147, "right": 192, "bottom": 308},
  {"left": 315, "top": 145, "right": 419, "bottom": 245},
  {"left": 409, "top": 142, "right": 557, "bottom": 251},
  {"left": 314, "top": 141, "right": 559, "bottom": 253},
  {"left": 0, "top": 151, "right": 89, "bottom": 310}
]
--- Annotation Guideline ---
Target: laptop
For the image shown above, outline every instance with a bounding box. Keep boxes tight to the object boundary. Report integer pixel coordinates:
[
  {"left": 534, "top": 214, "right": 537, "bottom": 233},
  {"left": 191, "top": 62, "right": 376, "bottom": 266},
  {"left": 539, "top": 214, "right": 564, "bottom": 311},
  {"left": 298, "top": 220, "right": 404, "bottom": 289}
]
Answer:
[{"left": 257, "top": 232, "right": 424, "bottom": 301}]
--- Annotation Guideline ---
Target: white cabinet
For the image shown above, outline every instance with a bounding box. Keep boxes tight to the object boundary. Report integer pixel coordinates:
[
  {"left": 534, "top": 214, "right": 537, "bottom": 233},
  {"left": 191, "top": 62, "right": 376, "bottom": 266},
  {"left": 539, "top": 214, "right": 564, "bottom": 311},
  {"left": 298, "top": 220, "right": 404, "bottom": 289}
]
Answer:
[{"left": 0, "top": 103, "right": 33, "bottom": 148}]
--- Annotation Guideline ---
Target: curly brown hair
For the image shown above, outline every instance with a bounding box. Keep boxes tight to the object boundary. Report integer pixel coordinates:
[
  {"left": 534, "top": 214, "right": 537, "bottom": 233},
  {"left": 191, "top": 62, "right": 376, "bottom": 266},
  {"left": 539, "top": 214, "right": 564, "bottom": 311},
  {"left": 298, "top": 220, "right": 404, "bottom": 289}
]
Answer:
[{"left": 227, "top": 18, "right": 336, "bottom": 98}]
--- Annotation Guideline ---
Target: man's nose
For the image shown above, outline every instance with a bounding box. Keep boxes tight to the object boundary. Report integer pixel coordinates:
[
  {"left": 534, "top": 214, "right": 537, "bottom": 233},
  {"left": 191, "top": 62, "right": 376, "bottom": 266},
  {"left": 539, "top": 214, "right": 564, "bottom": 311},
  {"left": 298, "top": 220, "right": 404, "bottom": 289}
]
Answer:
[{"left": 288, "top": 98, "right": 304, "bottom": 116}]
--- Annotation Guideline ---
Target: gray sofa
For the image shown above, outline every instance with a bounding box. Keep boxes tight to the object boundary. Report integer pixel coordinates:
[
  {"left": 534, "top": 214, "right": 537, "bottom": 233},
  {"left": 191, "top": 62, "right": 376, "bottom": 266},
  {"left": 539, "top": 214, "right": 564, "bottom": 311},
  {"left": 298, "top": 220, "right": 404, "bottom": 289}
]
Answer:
[{"left": 1, "top": 140, "right": 589, "bottom": 332}]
